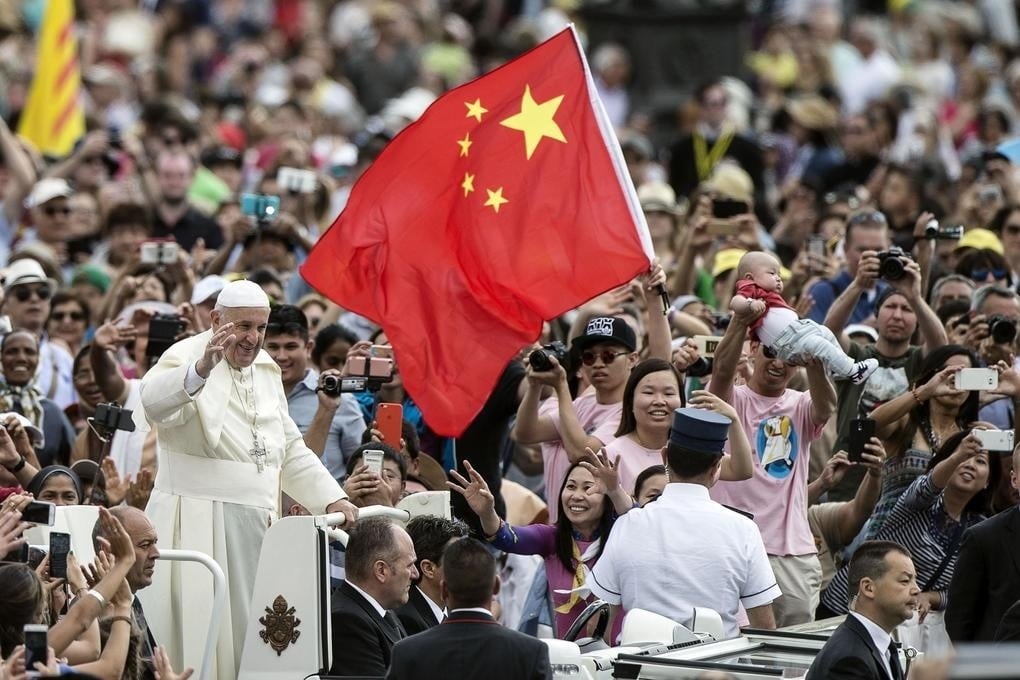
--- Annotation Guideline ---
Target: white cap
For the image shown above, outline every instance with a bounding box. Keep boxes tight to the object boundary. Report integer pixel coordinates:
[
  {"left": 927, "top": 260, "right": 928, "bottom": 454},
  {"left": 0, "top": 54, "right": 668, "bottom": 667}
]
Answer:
[
  {"left": 0, "top": 412, "right": 44, "bottom": 447},
  {"left": 216, "top": 280, "right": 270, "bottom": 309},
  {"left": 191, "top": 275, "right": 227, "bottom": 306},
  {"left": 2, "top": 258, "right": 54, "bottom": 289},
  {"left": 845, "top": 324, "right": 879, "bottom": 342},
  {"left": 25, "top": 178, "right": 73, "bottom": 209}
]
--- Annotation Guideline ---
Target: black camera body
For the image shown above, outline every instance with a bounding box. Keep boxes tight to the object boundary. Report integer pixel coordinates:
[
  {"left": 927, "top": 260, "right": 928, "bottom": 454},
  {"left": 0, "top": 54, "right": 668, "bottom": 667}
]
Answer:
[
  {"left": 988, "top": 314, "right": 1018, "bottom": 344},
  {"left": 146, "top": 313, "right": 186, "bottom": 359},
  {"left": 529, "top": 341, "right": 568, "bottom": 372},
  {"left": 877, "top": 247, "right": 910, "bottom": 281},
  {"left": 686, "top": 357, "right": 713, "bottom": 378},
  {"left": 94, "top": 402, "right": 136, "bottom": 433},
  {"left": 320, "top": 374, "right": 342, "bottom": 397}
]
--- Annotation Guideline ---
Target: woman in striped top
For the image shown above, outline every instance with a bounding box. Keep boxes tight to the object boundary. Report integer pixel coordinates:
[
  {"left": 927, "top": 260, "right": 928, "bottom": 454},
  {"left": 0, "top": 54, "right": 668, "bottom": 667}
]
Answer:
[{"left": 818, "top": 429, "right": 1000, "bottom": 619}]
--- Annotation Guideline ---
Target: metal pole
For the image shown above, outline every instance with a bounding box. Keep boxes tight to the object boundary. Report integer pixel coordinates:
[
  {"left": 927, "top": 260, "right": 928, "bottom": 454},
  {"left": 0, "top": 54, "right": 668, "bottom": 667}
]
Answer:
[{"left": 156, "top": 549, "right": 227, "bottom": 680}]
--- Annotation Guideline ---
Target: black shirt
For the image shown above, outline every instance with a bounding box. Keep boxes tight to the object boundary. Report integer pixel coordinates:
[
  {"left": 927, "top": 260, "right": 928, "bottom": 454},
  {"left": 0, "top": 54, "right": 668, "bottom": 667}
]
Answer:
[{"left": 152, "top": 206, "right": 224, "bottom": 251}]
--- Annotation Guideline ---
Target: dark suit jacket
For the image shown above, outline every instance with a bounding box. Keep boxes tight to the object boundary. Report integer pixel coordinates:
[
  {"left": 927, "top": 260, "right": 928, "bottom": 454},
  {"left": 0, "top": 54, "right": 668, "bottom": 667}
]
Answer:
[
  {"left": 946, "top": 506, "right": 1020, "bottom": 642},
  {"left": 806, "top": 615, "right": 893, "bottom": 680},
  {"left": 330, "top": 581, "right": 405, "bottom": 677},
  {"left": 995, "top": 599, "right": 1020, "bottom": 642},
  {"left": 385, "top": 610, "right": 551, "bottom": 680},
  {"left": 395, "top": 586, "right": 440, "bottom": 637}
]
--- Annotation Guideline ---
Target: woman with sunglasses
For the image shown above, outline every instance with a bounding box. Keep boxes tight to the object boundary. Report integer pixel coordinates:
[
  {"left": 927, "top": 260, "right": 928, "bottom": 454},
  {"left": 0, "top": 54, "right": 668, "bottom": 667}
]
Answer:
[
  {"left": 46, "top": 291, "right": 91, "bottom": 357},
  {"left": 955, "top": 247, "right": 1012, "bottom": 286},
  {"left": 0, "top": 330, "right": 76, "bottom": 467},
  {"left": 448, "top": 459, "right": 629, "bottom": 640},
  {"left": 863, "top": 345, "right": 982, "bottom": 539},
  {"left": 597, "top": 359, "right": 754, "bottom": 492}
]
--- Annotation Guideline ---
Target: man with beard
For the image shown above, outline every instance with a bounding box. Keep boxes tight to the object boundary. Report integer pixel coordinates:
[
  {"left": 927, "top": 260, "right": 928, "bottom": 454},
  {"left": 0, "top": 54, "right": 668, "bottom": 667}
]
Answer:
[
  {"left": 823, "top": 260, "right": 946, "bottom": 501},
  {"left": 151, "top": 151, "right": 223, "bottom": 251}
]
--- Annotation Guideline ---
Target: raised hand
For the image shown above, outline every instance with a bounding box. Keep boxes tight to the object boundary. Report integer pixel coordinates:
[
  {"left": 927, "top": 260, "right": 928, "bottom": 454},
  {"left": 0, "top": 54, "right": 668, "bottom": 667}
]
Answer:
[
  {"left": 153, "top": 645, "right": 195, "bottom": 680},
  {"left": 101, "top": 458, "right": 129, "bottom": 507},
  {"left": 525, "top": 355, "right": 567, "bottom": 388},
  {"left": 818, "top": 451, "right": 853, "bottom": 490},
  {"left": 126, "top": 468, "right": 154, "bottom": 510},
  {"left": 859, "top": 438, "right": 887, "bottom": 478},
  {"left": 917, "top": 364, "right": 963, "bottom": 400},
  {"left": 98, "top": 506, "right": 136, "bottom": 567},
  {"left": 0, "top": 426, "right": 22, "bottom": 468},
  {"left": 195, "top": 322, "right": 237, "bottom": 378},
  {"left": 689, "top": 389, "right": 738, "bottom": 422},
  {"left": 446, "top": 460, "right": 495, "bottom": 518},
  {"left": 342, "top": 463, "right": 385, "bottom": 507},
  {"left": 0, "top": 510, "right": 29, "bottom": 557},
  {"left": 93, "top": 321, "right": 138, "bottom": 351},
  {"left": 579, "top": 447, "right": 620, "bottom": 492}
]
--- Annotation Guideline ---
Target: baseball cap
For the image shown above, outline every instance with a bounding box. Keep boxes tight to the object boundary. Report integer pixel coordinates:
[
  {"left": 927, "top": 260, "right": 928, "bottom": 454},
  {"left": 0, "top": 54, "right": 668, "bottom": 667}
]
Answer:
[
  {"left": 712, "top": 248, "right": 747, "bottom": 279},
  {"left": 0, "top": 412, "right": 44, "bottom": 447},
  {"left": 571, "top": 316, "right": 637, "bottom": 353},
  {"left": 845, "top": 324, "right": 879, "bottom": 343},
  {"left": 25, "top": 178, "right": 73, "bottom": 209},
  {"left": 955, "top": 228, "right": 1004, "bottom": 255},
  {"left": 191, "top": 275, "right": 227, "bottom": 305}
]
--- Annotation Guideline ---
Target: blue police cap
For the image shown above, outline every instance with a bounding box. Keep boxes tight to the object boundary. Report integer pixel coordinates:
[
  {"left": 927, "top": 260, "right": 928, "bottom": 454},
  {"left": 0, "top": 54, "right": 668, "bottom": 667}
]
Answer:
[{"left": 668, "top": 408, "right": 731, "bottom": 454}]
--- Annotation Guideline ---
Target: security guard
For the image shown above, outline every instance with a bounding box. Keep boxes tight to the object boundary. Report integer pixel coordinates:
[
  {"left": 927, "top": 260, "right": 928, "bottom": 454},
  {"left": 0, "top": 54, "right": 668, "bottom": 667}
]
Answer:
[{"left": 589, "top": 408, "right": 781, "bottom": 639}]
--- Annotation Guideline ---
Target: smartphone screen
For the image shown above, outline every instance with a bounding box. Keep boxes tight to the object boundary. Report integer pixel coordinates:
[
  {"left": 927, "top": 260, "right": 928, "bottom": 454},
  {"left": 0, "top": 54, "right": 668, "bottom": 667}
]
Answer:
[
  {"left": 848, "top": 418, "right": 875, "bottom": 463},
  {"left": 712, "top": 198, "right": 749, "bottom": 219},
  {"left": 49, "top": 532, "right": 70, "bottom": 580},
  {"left": 23, "top": 624, "right": 48, "bottom": 673}
]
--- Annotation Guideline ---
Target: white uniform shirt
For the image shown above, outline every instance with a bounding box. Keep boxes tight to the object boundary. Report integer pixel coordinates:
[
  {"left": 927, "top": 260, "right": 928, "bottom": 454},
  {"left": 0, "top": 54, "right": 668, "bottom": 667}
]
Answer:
[{"left": 589, "top": 483, "right": 781, "bottom": 639}]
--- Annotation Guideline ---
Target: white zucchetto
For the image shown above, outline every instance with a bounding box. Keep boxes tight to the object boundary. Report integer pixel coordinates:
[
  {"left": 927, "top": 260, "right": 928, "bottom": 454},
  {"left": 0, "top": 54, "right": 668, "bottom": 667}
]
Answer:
[{"left": 215, "top": 280, "right": 270, "bottom": 309}]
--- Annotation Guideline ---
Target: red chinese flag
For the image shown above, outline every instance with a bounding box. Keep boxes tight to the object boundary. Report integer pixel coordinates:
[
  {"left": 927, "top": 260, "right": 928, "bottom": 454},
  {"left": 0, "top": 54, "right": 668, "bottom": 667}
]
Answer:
[{"left": 301, "top": 27, "right": 653, "bottom": 436}]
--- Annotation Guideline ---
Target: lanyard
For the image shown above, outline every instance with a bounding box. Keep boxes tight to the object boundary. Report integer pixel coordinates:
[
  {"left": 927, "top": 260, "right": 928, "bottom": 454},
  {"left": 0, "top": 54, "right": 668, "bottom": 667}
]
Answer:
[{"left": 694, "top": 126, "right": 735, "bottom": 181}]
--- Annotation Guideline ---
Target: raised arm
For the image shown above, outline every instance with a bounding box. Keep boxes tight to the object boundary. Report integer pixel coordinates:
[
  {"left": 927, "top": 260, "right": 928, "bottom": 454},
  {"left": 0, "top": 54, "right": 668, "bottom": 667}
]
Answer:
[
  {"left": 871, "top": 364, "right": 959, "bottom": 439},
  {"left": 707, "top": 311, "right": 755, "bottom": 402},
  {"left": 838, "top": 439, "right": 886, "bottom": 544},
  {"left": 889, "top": 257, "right": 946, "bottom": 353},
  {"left": 689, "top": 390, "right": 753, "bottom": 481},
  {"left": 511, "top": 364, "right": 562, "bottom": 445},
  {"left": 89, "top": 323, "right": 133, "bottom": 403},
  {"left": 821, "top": 256, "right": 875, "bottom": 352},
  {"left": 804, "top": 357, "right": 836, "bottom": 426},
  {"left": 641, "top": 263, "right": 673, "bottom": 362},
  {"left": 0, "top": 117, "right": 36, "bottom": 226},
  {"left": 930, "top": 432, "right": 982, "bottom": 491}
]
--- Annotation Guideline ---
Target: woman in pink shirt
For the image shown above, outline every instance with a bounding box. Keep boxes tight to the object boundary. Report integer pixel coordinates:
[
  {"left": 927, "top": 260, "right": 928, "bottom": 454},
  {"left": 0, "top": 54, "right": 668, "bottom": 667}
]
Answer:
[{"left": 601, "top": 359, "right": 755, "bottom": 493}]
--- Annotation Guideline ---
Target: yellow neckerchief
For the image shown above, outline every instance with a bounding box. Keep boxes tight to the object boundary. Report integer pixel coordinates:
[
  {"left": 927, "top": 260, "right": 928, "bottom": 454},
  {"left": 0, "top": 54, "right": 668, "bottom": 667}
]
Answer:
[
  {"left": 553, "top": 537, "right": 600, "bottom": 614},
  {"left": 694, "top": 124, "right": 735, "bottom": 181}
]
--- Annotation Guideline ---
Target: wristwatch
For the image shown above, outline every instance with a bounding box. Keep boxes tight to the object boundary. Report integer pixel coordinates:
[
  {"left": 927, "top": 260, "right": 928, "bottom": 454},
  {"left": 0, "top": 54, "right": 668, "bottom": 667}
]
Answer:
[{"left": 4, "top": 455, "right": 26, "bottom": 473}]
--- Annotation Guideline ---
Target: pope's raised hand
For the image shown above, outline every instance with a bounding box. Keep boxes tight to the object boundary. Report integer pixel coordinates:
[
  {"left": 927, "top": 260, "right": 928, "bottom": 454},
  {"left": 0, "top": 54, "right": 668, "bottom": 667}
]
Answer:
[{"left": 196, "top": 322, "right": 236, "bottom": 378}]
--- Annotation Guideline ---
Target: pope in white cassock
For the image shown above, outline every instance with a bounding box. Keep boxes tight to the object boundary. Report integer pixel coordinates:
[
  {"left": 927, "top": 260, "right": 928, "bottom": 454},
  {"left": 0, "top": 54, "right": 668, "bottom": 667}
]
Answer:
[{"left": 136, "top": 280, "right": 359, "bottom": 680}]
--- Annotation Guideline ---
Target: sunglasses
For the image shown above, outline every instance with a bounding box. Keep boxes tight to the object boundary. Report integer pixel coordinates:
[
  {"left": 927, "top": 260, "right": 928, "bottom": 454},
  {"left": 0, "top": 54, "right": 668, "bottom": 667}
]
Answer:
[
  {"left": 13, "top": 285, "right": 52, "bottom": 302},
  {"left": 971, "top": 269, "right": 1008, "bottom": 282},
  {"left": 762, "top": 345, "right": 779, "bottom": 359},
  {"left": 52, "top": 311, "right": 86, "bottom": 322},
  {"left": 580, "top": 350, "right": 629, "bottom": 366},
  {"left": 43, "top": 205, "right": 71, "bottom": 217}
]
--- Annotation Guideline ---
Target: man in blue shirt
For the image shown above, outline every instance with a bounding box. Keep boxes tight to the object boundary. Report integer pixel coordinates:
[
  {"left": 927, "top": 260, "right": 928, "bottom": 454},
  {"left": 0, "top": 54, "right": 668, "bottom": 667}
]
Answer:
[
  {"left": 808, "top": 210, "right": 890, "bottom": 325},
  {"left": 265, "top": 305, "right": 366, "bottom": 480}
]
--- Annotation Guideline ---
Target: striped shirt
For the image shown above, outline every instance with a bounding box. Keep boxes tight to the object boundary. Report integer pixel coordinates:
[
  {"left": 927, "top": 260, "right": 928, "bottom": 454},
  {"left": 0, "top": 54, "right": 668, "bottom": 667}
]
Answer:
[{"left": 821, "top": 472, "right": 985, "bottom": 614}]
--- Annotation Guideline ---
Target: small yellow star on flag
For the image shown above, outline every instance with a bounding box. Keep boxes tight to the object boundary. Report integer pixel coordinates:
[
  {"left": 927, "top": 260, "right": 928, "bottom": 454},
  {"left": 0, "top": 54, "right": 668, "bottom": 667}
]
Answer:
[
  {"left": 465, "top": 99, "right": 488, "bottom": 123},
  {"left": 461, "top": 172, "right": 475, "bottom": 196},
  {"left": 457, "top": 133, "right": 472, "bottom": 157},
  {"left": 484, "top": 187, "right": 508, "bottom": 213},
  {"left": 500, "top": 85, "right": 567, "bottom": 159}
]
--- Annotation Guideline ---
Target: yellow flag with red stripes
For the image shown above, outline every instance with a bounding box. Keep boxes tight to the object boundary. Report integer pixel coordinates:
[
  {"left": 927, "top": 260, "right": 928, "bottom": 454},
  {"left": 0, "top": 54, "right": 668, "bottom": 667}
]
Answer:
[{"left": 18, "top": 0, "right": 85, "bottom": 157}]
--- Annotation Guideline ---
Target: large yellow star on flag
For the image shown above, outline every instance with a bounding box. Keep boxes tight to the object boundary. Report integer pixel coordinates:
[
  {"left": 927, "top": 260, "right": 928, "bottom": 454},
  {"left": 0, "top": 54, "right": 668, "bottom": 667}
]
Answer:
[
  {"left": 457, "top": 132, "right": 472, "bottom": 157},
  {"left": 461, "top": 172, "right": 475, "bottom": 196},
  {"left": 484, "top": 187, "right": 508, "bottom": 213},
  {"left": 465, "top": 99, "right": 488, "bottom": 122},
  {"left": 500, "top": 85, "right": 567, "bottom": 160}
]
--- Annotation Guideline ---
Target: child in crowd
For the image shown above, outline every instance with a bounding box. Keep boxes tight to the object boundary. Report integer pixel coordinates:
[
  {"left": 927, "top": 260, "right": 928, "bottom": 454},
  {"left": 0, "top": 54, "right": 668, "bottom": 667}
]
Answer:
[{"left": 729, "top": 251, "right": 878, "bottom": 384}]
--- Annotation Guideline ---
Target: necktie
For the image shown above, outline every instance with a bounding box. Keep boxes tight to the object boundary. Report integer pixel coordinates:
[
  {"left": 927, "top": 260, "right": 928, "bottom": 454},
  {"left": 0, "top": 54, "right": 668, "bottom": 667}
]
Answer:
[
  {"left": 887, "top": 641, "right": 904, "bottom": 680},
  {"left": 383, "top": 611, "right": 406, "bottom": 640}
]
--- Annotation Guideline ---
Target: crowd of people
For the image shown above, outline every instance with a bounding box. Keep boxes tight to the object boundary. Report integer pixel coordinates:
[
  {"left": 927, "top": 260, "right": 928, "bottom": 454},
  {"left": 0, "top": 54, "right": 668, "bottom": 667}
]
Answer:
[{"left": 1, "top": 0, "right": 1020, "bottom": 678}]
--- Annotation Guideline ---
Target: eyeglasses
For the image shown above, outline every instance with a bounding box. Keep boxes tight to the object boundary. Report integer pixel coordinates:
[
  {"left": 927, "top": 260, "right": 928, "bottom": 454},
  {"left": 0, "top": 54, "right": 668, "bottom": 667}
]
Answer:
[
  {"left": 43, "top": 205, "right": 71, "bottom": 217},
  {"left": 971, "top": 268, "right": 1009, "bottom": 282},
  {"left": 762, "top": 345, "right": 779, "bottom": 359},
  {"left": 580, "top": 350, "right": 629, "bottom": 366},
  {"left": 13, "top": 285, "right": 52, "bottom": 302},
  {"left": 52, "top": 310, "right": 85, "bottom": 322}
]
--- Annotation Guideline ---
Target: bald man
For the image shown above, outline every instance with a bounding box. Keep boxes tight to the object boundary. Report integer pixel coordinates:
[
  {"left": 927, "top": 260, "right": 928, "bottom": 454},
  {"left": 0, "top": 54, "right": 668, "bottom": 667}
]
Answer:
[
  {"left": 138, "top": 280, "right": 359, "bottom": 679},
  {"left": 730, "top": 251, "right": 877, "bottom": 384}
]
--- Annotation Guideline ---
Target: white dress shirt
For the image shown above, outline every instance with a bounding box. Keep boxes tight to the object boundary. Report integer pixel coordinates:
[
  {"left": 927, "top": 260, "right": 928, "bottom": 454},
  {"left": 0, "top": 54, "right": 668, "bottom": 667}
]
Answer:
[
  {"left": 347, "top": 581, "right": 389, "bottom": 618},
  {"left": 850, "top": 611, "right": 894, "bottom": 680},
  {"left": 417, "top": 586, "right": 445, "bottom": 623}
]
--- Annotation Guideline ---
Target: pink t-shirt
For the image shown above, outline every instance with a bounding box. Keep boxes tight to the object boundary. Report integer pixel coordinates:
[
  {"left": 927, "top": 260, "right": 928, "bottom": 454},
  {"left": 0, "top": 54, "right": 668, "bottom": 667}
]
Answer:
[
  {"left": 710, "top": 385, "right": 822, "bottom": 557},
  {"left": 604, "top": 435, "right": 663, "bottom": 497},
  {"left": 541, "top": 387, "right": 623, "bottom": 523}
]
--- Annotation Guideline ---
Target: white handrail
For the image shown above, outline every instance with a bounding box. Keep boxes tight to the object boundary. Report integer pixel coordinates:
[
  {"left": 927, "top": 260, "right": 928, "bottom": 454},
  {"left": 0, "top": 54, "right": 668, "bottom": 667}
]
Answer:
[
  {"left": 156, "top": 549, "right": 226, "bottom": 680},
  {"left": 316, "top": 506, "right": 410, "bottom": 529}
]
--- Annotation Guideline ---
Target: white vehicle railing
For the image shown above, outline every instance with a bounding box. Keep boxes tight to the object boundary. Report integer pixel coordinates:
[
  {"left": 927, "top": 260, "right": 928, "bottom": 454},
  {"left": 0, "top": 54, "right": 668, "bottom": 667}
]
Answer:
[{"left": 155, "top": 549, "right": 227, "bottom": 680}]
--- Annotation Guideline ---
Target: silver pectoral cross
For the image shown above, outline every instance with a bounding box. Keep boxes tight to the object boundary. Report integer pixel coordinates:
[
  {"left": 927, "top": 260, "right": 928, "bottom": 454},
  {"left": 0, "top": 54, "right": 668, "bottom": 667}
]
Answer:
[{"left": 251, "top": 435, "right": 268, "bottom": 473}]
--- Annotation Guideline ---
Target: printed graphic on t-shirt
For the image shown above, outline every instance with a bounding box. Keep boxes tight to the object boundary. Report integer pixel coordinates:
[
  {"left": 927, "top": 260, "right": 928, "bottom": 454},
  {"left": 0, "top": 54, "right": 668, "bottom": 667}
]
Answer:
[{"left": 756, "top": 415, "right": 798, "bottom": 479}]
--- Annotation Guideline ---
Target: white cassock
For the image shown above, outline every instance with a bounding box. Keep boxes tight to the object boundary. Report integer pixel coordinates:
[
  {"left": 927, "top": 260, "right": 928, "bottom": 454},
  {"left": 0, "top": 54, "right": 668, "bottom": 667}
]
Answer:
[{"left": 136, "top": 330, "right": 345, "bottom": 680}]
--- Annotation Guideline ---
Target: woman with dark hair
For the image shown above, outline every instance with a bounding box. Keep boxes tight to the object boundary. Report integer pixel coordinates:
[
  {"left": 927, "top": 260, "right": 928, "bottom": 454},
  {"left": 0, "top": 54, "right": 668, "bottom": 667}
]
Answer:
[
  {"left": 955, "top": 248, "right": 1011, "bottom": 286},
  {"left": 866, "top": 345, "right": 981, "bottom": 538},
  {"left": 46, "top": 291, "right": 91, "bottom": 357},
  {"left": 311, "top": 322, "right": 360, "bottom": 372},
  {"left": 0, "top": 330, "right": 76, "bottom": 467},
  {"left": 633, "top": 464, "right": 666, "bottom": 506},
  {"left": 449, "top": 459, "right": 626, "bottom": 638},
  {"left": 819, "top": 429, "right": 1000, "bottom": 619},
  {"left": 602, "top": 358, "right": 752, "bottom": 493}
]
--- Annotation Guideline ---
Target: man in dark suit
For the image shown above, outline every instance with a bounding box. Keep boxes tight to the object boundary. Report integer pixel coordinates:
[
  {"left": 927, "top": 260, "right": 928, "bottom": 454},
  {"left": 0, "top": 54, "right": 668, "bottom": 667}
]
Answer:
[
  {"left": 947, "top": 446, "right": 1020, "bottom": 642},
  {"left": 330, "top": 517, "right": 418, "bottom": 677},
  {"left": 386, "top": 538, "right": 551, "bottom": 680},
  {"left": 396, "top": 516, "right": 469, "bottom": 635},
  {"left": 807, "top": 541, "right": 919, "bottom": 680}
]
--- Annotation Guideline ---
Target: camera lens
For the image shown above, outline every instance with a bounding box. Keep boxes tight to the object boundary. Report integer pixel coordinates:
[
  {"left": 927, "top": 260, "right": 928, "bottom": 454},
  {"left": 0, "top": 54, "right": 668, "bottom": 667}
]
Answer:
[
  {"left": 990, "top": 316, "right": 1017, "bottom": 344},
  {"left": 321, "top": 375, "right": 341, "bottom": 397},
  {"left": 879, "top": 255, "right": 906, "bottom": 281},
  {"left": 529, "top": 348, "right": 552, "bottom": 372}
]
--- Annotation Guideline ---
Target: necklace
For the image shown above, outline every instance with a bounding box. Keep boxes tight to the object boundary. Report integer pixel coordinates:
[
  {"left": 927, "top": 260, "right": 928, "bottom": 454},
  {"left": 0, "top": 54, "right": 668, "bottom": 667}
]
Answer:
[{"left": 230, "top": 366, "right": 267, "bottom": 473}]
